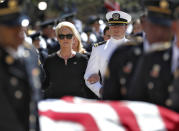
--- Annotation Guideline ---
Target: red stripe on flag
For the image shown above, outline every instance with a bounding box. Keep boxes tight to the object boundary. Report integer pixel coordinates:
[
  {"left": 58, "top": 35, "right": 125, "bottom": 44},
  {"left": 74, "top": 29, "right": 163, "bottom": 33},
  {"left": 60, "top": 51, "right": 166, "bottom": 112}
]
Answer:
[
  {"left": 109, "top": 102, "right": 141, "bottom": 131},
  {"left": 39, "top": 110, "right": 100, "bottom": 131},
  {"left": 60, "top": 96, "right": 75, "bottom": 102},
  {"left": 158, "top": 106, "right": 179, "bottom": 131}
]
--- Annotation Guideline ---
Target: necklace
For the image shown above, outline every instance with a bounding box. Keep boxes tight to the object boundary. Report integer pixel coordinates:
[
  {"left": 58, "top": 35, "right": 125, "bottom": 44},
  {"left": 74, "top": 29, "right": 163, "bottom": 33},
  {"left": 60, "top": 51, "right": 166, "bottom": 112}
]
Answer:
[{"left": 57, "top": 50, "right": 75, "bottom": 65}]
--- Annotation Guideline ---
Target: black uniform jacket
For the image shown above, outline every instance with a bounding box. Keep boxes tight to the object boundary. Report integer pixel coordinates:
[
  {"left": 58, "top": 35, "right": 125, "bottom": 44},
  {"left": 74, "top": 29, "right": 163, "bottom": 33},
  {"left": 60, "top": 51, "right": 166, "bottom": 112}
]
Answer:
[
  {"left": 103, "top": 40, "right": 144, "bottom": 100},
  {"left": 0, "top": 47, "right": 31, "bottom": 131},
  {"left": 128, "top": 44, "right": 173, "bottom": 108}
]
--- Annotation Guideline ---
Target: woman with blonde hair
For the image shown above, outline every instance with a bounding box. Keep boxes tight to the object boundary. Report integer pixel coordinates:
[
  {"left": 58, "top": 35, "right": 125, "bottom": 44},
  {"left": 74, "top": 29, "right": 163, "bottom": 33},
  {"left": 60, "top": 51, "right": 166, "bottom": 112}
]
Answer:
[
  {"left": 43, "top": 21, "right": 97, "bottom": 99},
  {"left": 72, "top": 30, "right": 87, "bottom": 54}
]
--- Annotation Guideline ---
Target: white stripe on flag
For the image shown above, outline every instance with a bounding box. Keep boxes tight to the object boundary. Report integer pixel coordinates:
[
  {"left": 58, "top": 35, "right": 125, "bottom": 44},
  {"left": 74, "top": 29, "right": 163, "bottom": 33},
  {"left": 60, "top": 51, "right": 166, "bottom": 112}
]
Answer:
[
  {"left": 126, "top": 101, "right": 166, "bottom": 131},
  {"left": 38, "top": 99, "right": 126, "bottom": 131},
  {"left": 40, "top": 116, "right": 85, "bottom": 131}
]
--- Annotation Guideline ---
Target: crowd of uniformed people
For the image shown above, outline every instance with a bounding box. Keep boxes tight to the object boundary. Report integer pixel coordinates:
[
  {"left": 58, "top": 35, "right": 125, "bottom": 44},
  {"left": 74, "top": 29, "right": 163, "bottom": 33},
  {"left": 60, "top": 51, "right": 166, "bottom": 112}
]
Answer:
[{"left": 1, "top": 0, "right": 179, "bottom": 130}]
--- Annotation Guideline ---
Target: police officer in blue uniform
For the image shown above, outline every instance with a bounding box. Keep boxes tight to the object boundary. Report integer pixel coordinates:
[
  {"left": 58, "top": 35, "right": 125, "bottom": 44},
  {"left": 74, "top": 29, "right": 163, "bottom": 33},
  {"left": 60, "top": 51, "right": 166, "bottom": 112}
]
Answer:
[
  {"left": 39, "top": 19, "right": 60, "bottom": 55},
  {"left": 29, "top": 31, "right": 48, "bottom": 64},
  {"left": 0, "top": 0, "right": 41, "bottom": 130}
]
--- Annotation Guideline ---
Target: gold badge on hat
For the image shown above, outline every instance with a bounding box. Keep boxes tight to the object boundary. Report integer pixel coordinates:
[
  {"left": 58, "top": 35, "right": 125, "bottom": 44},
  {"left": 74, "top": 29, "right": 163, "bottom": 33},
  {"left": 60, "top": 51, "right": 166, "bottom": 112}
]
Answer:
[
  {"left": 123, "top": 62, "right": 133, "bottom": 74},
  {"left": 112, "top": 13, "right": 120, "bottom": 20},
  {"left": 8, "top": 0, "right": 17, "bottom": 9},
  {"left": 150, "top": 64, "right": 160, "bottom": 78},
  {"left": 160, "top": 0, "right": 169, "bottom": 9}
]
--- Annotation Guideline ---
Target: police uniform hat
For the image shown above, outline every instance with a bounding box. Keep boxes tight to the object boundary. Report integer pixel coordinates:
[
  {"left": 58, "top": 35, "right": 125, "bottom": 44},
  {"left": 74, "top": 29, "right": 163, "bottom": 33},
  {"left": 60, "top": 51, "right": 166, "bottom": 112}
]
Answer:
[
  {"left": 106, "top": 11, "right": 131, "bottom": 26},
  {"left": 60, "top": 12, "right": 76, "bottom": 21},
  {"left": 28, "top": 31, "right": 41, "bottom": 41},
  {"left": 0, "top": 0, "right": 25, "bottom": 26},
  {"left": 87, "top": 15, "right": 100, "bottom": 25},
  {"left": 39, "top": 19, "right": 56, "bottom": 29},
  {"left": 143, "top": 0, "right": 173, "bottom": 26}
]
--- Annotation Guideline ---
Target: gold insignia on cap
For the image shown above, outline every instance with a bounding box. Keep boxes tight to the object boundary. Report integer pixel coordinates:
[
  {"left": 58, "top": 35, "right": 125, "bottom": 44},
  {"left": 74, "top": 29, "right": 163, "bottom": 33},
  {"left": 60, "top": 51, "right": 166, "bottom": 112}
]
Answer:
[
  {"left": 5, "top": 55, "right": 14, "bottom": 64},
  {"left": 112, "top": 13, "right": 120, "bottom": 20},
  {"left": 160, "top": 0, "right": 169, "bottom": 9},
  {"left": 150, "top": 64, "right": 160, "bottom": 78},
  {"left": 0, "top": 0, "right": 20, "bottom": 16},
  {"left": 8, "top": 0, "right": 17, "bottom": 9}
]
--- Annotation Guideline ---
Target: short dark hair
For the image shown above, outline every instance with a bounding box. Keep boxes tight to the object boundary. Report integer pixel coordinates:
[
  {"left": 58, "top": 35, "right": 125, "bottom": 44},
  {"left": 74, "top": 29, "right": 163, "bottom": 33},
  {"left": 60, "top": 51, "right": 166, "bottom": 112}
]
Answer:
[{"left": 103, "top": 26, "right": 109, "bottom": 35}]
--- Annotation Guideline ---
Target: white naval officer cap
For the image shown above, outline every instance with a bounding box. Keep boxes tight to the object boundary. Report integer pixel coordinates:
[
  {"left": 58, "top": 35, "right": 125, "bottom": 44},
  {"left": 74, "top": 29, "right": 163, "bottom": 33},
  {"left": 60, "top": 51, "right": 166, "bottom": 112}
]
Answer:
[{"left": 106, "top": 11, "right": 132, "bottom": 26}]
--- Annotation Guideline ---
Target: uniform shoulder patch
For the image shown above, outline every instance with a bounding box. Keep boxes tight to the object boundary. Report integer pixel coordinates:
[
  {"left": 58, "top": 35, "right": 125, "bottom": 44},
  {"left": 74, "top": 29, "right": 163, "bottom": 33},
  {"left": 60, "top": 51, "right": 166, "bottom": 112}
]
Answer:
[
  {"left": 23, "top": 41, "right": 33, "bottom": 49},
  {"left": 93, "top": 41, "right": 107, "bottom": 47},
  {"left": 125, "top": 36, "right": 143, "bottom": 46},
  {"left": 148, "top": 42, "right": 171, "bottom": 53}
]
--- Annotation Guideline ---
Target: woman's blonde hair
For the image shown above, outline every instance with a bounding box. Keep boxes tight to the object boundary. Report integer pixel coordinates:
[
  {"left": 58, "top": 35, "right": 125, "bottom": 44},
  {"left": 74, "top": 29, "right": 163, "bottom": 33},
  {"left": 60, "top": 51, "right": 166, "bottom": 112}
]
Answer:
[{"left": 55, "top": 21, "right": 86, "bottom": 53}]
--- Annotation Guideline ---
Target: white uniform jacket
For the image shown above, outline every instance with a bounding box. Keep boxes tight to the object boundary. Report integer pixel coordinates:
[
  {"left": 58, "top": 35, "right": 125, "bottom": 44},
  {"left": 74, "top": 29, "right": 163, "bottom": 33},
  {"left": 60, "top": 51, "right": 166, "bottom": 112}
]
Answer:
[{"left": 84, "top": 37, "right": 129, "bottom": 97}]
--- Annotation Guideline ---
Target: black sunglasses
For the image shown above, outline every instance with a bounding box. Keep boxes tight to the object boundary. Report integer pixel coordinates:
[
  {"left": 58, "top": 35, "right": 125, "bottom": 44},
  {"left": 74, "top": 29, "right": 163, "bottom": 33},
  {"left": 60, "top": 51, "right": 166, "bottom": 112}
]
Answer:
[{"left": 58, "top": 34, "right": 73, "bottom": 40}]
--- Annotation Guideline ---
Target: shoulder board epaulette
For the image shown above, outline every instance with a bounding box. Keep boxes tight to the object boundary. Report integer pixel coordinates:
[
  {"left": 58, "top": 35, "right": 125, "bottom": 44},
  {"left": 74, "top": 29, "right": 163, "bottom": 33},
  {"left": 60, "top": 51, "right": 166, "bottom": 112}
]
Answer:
[
  {"left": 93, "top": 41, "right": 107, "bottom": 47},
  {"left": 23, "top": 41, "right": 33, "bottom": 49},
  {"left": 125, "top": 36, "right": 143, "bottom": 46},
  {"left": 148, "top": 42, "right": 171, "bottom": 53}
]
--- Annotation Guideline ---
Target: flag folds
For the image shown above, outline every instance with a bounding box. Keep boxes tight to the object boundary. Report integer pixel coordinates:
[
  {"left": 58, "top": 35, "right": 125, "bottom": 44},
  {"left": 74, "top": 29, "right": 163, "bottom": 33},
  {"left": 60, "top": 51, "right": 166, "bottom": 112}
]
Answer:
[{"left": 38, "top": 96, "right": 179, "bottom": 131}]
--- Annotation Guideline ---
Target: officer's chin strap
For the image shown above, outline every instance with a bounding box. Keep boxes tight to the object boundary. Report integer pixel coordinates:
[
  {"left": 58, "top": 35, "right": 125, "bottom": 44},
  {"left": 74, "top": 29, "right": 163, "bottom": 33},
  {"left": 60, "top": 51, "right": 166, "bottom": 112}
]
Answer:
[{"left": 22, "top": 45, "right": 42, "bottom": 131}]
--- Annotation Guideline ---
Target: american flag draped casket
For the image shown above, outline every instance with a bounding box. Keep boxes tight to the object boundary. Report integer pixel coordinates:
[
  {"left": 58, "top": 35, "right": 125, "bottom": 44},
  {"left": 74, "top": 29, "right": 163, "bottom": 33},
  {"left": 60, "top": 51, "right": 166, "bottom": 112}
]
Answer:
[{"left": 38, "top": 96, "right": 179, "bottom": 131}]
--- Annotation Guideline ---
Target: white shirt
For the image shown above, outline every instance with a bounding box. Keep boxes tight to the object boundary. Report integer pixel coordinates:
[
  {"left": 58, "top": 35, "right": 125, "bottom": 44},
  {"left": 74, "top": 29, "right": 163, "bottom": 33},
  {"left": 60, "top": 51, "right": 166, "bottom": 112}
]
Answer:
[
  {"left": 172, "top": 43, "right": 179, "bottom": 72},
  {"left": 142, "top": 32, "right": 150, "bottom": 53},
  {"left": 84, "top": 37, "right": 129, "bottom": 97}
]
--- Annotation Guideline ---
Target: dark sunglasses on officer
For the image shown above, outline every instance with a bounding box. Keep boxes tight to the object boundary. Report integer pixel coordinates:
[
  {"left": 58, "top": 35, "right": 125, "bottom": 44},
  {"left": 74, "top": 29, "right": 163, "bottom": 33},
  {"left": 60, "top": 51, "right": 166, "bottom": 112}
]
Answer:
[{"left": 58, "top": 34, "right": 73, "bottom": 40}]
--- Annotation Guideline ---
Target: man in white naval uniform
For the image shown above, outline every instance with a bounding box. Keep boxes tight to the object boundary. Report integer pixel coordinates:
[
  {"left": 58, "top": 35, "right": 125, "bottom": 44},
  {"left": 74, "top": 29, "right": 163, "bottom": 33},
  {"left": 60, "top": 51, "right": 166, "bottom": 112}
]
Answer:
[{"left": 84, "top": 11, "right": 132, "bottom": 97}]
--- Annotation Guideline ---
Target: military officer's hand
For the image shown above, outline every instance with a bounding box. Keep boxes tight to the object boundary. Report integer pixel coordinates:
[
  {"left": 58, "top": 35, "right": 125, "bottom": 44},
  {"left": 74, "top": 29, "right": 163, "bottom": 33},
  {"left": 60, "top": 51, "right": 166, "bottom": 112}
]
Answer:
[{"left": 87, "top": 74, "right": 100, "bottom": 84}]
